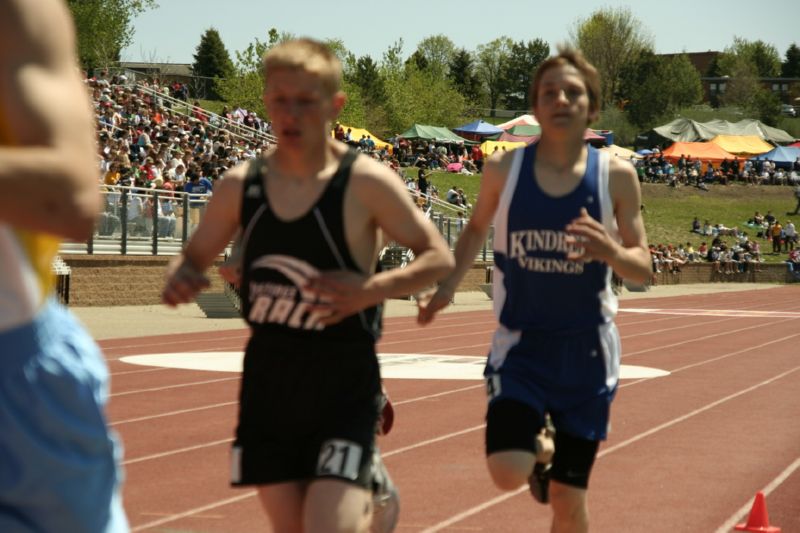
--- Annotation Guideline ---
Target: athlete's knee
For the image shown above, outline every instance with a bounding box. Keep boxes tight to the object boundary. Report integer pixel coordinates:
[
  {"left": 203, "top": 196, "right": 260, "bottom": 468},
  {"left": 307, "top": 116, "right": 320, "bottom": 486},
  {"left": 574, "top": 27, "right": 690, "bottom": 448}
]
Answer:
[
  {"left": 487, "top": 452, "right": 535, "bottom": 491},
  {"left": 549, "top": 481, "right": 589, "bottom": 533}
]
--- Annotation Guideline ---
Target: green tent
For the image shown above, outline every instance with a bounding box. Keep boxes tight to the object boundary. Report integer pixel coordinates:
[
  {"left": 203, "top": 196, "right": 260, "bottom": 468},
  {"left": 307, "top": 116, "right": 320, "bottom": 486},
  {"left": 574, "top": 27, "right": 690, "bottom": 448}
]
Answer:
[
  {"left": 637, "top": 117, "right": 793, "bottom": 148},
  {"left": 398, "top": 124, "right": 477, "bottom": 144},
  {"left": 506, "top": 124, "right": 541, "bottom": 137}
]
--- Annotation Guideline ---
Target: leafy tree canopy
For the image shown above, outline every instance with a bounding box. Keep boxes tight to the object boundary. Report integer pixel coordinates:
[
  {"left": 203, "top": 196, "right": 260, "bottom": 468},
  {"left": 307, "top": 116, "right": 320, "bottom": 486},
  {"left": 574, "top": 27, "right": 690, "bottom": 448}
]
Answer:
[{"left": 67, "top": 0, "right": 156, "bottom": 71}]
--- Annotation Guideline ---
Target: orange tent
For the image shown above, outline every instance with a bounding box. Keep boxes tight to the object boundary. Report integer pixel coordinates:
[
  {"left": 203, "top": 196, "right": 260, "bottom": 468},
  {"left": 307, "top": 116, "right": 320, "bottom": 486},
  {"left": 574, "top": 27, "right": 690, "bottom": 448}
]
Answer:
[{"left": 662, "top": 142, "right": 738, "bottom": 169}]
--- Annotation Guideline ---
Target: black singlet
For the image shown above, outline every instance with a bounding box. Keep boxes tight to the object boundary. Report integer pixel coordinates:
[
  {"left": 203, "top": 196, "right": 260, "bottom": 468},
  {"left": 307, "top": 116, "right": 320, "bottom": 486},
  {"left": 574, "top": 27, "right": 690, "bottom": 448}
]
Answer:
[{"left": 239, "top": 149, "right": 382, "bottom": 343}]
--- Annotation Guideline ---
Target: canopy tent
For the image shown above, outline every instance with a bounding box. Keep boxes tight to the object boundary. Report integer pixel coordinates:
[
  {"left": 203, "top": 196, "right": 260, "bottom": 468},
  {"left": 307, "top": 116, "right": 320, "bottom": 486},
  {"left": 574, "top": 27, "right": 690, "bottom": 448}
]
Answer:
[
  {"left": 480, "top": 140, "right": 526, "bottom": 157},
  {"left": 750, "top": 146, "right": 800, "bottom": 168},
  {"left": 709, "top": 135, "right": 773, "bottom": 156},
  {"left": 497, "top": 131, "right": 537, "bottom": 143},
  {"left": 334, "top": 124, "right": 392, "bottom": 153},
  {"left": 452, "top": 119, "right": 504, "bottom": 136},
  {"left": 506, "top": 124, "right": 541, "bottom": 137},
  {"left": 600, "top": 144, "right": 642, "bottom": 160},
  {"left": 398, "top": 124, "right": 474, "bottom": 144},
  {"left": 661, "top": 142, "right": 737, "bottom": 166},
  {"left": 638, "top": 118, "right": 794, "bottom": 147},
  {"left": 496, "top": 114, "right": 539, "bottom": 129}
]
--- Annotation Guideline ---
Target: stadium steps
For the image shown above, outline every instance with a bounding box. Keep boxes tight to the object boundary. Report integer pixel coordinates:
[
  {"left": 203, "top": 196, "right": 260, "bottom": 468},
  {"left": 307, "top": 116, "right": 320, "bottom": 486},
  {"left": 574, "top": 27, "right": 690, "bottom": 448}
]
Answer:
[{"left": 195, "top": 292, "right": 241, "bottom": 319}]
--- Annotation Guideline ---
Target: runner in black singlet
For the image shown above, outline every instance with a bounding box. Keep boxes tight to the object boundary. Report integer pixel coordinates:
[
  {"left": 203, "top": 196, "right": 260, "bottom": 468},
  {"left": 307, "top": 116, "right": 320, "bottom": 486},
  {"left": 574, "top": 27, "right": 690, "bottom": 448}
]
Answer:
[{"left": 163, "top": 38, "right": 453, "bottom": 533}]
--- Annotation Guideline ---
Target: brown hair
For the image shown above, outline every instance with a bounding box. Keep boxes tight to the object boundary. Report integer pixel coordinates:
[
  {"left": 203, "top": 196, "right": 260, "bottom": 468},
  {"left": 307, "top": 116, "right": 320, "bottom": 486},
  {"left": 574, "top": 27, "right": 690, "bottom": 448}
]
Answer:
[
  {"left": 529, "top": 47, "right": 601, "bottom": 121},
  {"left": 262, "top": 38, "right": 342, "bottom": 95}
]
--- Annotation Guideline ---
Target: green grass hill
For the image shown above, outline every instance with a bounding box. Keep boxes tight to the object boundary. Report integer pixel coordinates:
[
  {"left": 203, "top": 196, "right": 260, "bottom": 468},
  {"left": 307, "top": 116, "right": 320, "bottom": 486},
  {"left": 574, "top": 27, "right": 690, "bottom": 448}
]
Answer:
[{"left": 421, "top": 169, "right": 798, "bottom": 263}]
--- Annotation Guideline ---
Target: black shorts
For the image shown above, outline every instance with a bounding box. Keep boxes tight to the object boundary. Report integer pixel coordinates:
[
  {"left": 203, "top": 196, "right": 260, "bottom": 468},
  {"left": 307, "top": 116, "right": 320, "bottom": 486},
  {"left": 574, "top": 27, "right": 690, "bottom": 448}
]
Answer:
[{"left": 231, "top": 334, "right": 382, "bottom": 488}]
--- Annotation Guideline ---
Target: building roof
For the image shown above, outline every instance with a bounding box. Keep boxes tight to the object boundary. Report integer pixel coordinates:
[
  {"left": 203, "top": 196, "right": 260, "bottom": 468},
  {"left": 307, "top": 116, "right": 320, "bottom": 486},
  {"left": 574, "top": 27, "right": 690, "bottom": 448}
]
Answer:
[{"left": 119, "top": 62, "right": 194, "bottom": 77}]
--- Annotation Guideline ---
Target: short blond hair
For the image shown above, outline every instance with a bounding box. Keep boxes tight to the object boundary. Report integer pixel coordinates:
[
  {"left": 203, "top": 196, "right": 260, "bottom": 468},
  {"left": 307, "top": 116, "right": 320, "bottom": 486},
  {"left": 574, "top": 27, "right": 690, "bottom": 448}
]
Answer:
[
  {"left": 530, "top": 47, "right": 601, "bottom": 120},
  {"left": 262, "top": 38, "right": 342, "bottom": 95}
]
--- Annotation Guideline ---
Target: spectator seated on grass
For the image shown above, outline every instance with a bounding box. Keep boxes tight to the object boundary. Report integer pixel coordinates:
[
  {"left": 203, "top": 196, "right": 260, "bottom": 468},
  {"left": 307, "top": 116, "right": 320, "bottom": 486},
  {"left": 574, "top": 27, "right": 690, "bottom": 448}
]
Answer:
[{"left": 786, "top": 247, "right": 800, "bottom": 277}]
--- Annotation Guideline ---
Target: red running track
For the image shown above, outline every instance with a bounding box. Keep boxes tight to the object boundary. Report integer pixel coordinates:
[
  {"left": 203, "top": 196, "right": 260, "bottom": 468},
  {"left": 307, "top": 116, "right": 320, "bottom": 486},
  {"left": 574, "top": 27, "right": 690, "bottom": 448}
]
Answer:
[{"left": 101, "top": 286, "right": 800, "bottom": 532}]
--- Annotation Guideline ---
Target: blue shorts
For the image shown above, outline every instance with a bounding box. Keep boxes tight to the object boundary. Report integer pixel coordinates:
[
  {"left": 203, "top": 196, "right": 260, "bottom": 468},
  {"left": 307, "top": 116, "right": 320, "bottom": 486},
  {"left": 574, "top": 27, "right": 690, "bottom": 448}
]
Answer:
[
  {"left": 0, "top": 300, "right": 128, "bottom": 533},
  {"left": 484, "top": 322, "right": 620, "bottom": 441}
]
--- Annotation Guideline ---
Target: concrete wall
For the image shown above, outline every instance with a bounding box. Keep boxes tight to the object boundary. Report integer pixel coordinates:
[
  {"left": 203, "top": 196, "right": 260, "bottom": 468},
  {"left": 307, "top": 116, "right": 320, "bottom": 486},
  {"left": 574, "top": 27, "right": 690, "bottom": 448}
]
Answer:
[
  {"left": 61, "top": 256, "right": 792, "bottom": 307},
  {"left": 63, "top": 255, "right": 226, "bottom": 307}
]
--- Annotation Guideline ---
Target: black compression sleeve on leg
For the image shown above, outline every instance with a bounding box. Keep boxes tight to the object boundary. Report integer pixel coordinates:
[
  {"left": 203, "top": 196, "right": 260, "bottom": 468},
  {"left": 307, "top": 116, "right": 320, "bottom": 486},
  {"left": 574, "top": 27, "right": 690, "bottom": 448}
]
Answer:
[
  {"left": 485, "top": 399, "right": 544, "bottom": 455},
  {"left": 549, "top": 431, "right": 600, "bottom": 489}
]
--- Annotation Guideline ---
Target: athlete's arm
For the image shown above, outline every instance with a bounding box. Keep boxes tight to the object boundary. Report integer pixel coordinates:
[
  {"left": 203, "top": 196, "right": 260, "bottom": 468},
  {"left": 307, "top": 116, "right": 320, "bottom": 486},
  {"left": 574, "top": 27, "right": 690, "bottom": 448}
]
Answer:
[
  {"left": 0, "top": 0, "right": 100, "bottom": 241},
  {"left": 417, "top": 150, "right": 512, "bottom": 324},
  {"left": 308, "top": 159, "right": 454, "bottom": 324},
  {"left": 565, "top": 157, "right": 651, "bottom": 283},
  {"left": 162, "top": 166, "right": 243, "bottom": 306}
]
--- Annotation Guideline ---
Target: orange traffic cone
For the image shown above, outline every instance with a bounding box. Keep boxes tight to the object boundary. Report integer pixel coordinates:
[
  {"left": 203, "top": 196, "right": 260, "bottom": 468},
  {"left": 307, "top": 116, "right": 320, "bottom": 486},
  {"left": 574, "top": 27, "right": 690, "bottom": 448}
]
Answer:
[{"left": 734, "top": 491, "right": 781, "bottom": 532}]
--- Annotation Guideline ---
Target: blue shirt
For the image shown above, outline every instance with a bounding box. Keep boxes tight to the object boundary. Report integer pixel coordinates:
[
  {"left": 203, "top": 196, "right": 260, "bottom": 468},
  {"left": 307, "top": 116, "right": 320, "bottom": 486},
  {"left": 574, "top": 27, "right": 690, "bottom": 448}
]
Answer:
[{"left": 492, "top": 144, "right": 618, "bottom": 333}]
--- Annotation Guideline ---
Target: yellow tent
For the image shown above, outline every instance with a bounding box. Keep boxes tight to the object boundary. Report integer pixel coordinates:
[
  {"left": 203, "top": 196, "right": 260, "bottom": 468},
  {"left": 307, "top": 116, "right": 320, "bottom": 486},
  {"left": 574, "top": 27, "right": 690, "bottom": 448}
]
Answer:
[
  {"left": 480, "top": 140, "right": 526, "bottom": 157},
  {"left": 709, "top": 135, "right": 773, "bottom": 156},
  {"left": 599, "top": 144, "right": 642, "bottom": 160},
  {"left": 333, "top": 124, "right": 392, "bottom": 153}
]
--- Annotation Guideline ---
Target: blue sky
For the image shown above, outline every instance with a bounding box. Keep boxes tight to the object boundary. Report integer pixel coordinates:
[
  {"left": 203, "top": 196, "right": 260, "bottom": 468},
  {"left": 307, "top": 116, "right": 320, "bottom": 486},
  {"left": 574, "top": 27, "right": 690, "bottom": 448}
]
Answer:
[{"left": 124, "top": 0, "right": 797, "bottom": 64}]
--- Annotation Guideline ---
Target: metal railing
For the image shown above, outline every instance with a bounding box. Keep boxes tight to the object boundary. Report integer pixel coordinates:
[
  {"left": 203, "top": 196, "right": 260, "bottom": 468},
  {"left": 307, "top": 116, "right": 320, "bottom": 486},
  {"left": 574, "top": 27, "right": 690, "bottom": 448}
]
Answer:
[
  {"left": 61, "top": 185, "right": 210, "bottom": 256},
  {"left": 59, "top": 184, "right": 494, "bottom": 263},
  {"left": 130, "top": 83, "right": 277, "bottom": 146}
]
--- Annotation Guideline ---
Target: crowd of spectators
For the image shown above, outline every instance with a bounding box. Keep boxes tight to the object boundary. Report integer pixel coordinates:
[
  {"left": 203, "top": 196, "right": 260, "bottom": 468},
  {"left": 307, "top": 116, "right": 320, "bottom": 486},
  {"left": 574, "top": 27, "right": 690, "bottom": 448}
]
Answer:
[
  {"left": 635, "top": 151, "right": 800, "bottom": 188},
  {"left": 89, "top": 71, "right": 275, "bottom": 239}
]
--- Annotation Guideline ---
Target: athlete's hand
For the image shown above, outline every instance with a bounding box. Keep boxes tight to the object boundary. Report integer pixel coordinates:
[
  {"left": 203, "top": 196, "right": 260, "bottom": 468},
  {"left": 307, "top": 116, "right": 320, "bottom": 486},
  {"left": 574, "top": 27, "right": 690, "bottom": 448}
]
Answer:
[
  {"left": 306, "top": 270, "right": 376, "bottom": 326},
  {"left": 564, "top": 207, "right": 619, "bottom": 264},
  {"left": 162, "top": 256, "right": 210, "bottom": 307},
  {"left": 416, "top": 284, "right": 454, "bottom": 325}
]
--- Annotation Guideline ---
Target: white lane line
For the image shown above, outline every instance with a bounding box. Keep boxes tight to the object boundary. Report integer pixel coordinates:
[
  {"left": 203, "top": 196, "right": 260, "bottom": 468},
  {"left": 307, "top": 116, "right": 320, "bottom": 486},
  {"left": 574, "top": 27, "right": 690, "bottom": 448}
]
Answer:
[
  {"left": 127, "top": 364, "right": 800, "bottom": 530},
  {"left": 715, "top": 457, "right": 800, "bottom": 533},
  {"left": 623, "top": 308, "right": 800, "bottom": 318},
  {"left": 111, "top": 376, "right": 239, "bottom": 398},
  {"left": 622, "top": 316, "right": 798, "bottom": 358},
  {"left": 113, "top": 401, "right": 238, "bottom": 425},
  {"left": 123, "top": 438, "right": 232, "bottom": 466},
  {"left": 621, "top": 332, "right": 800, "bottom": 389},
  {"left": 130, "top": 493, "right": 257, "bottom": 532},
  {"left": 384, "top": 425, "right": 485, "bottom": 458},
  {"left": 419, "top": 365, "right": 800, "bottom": 532}
]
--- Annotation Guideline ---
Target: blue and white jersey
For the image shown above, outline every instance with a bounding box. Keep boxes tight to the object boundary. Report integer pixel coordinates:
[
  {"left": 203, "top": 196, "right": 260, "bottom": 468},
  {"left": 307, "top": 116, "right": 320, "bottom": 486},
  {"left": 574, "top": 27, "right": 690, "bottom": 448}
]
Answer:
[{"left": 492, "top": 143, "right": 619, "bottom": 334}]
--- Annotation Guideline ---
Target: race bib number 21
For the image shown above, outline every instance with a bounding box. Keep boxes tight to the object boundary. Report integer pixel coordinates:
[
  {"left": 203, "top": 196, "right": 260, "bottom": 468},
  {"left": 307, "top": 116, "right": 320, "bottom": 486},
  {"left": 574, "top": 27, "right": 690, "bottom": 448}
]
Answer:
[{"left": 316, "top": 439, "right": 363, "bottom": 481}]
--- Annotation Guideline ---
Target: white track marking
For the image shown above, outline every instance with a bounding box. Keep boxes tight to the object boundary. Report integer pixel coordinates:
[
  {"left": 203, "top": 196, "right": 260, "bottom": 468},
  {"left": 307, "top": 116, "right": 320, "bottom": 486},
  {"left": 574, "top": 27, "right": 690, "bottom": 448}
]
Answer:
[
  {"left": 113, "top": 402, "right": 238, "bottom": 425},
  {"left": 715, "top": 457, "right": 800, "bottom": 533},
  {"left": 621, "top": 332, "right": 800, "bottom": 389},
  {"left": 130, "top": 492, "right": 257, "bottom": 532},
  {"left": 622, "top": 317, "right": 798, "bottom": 358},
  {"left": 111, "top": 376, "right": 239, "bottom": 398},
  {"left": 419, "top": 365, "right": 800, "bottom": 532},
  {"left": 384, "top": 425, "right": 486, "bottom": 458},
  {"left": 124, "top": 438, "right": 233, "bottom": 465},
  {"left": 623, "top": 307, "right": 800, "bottom": 318},
  {"left": 125, "top": 363, "right": 800, "bottom": 531}
]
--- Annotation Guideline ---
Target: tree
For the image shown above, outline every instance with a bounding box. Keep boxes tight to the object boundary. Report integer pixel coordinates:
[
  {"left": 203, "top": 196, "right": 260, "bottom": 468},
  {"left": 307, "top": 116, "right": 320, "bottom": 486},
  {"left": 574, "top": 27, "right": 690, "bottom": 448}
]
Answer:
[
  {"left": 448, "top": 48, "right": 482, "bottom": 105},
  {"left": 351, "top": 56, "right": 386, "bottom": 104},
  {"left": 717, "top": 37, "right": 781, "bottom": 78},
  {"left": 338, "top": 80, "right": 367, "bottom": 128},
  {"left": 412, "top": 35, "right": 456, "bottom": 79},
  {"left": 67, "top": 0, "right": 156, "bottom": 71},
  {"left": 781, "top": 43, "right": 800, "bottom": 78},
  {"left": 192, "top": 28, "right": 233, "bottom": 99},
  {"left": 476, "top": 37, "right": 513, "bottom": 116},
  {"left": 500, "top": 38, "right": 549, "bottom": 111},
  {"left": 214, "top": 28, "right": 294, "bottom": 118},
  {"left": 381, "top": 65, "right": 466, "bottom": 134},
  {"left": 719, "top": 56, "right": 781, "bottom": 125},
  {"left": 569, "top": 7, "right": 652, "bottom": 108},
  {"left": 618, "top": 52, "right": 701, "bottom": 128}
]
